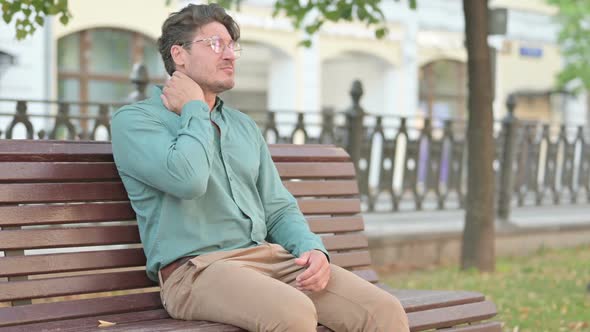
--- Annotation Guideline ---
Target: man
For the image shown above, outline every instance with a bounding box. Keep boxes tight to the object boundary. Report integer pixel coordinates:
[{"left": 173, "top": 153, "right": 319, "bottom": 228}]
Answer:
[{"left": 111, "top": 3, "right": 409, "bottom": 331}]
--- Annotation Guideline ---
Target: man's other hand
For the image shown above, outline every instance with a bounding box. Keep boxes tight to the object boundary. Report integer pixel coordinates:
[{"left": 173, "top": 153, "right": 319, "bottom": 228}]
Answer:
[
  {"left": 161, "top": 71, "right": 205, "bottom": 114},
  {"left": 294, "top": 250, "right": 330, "bottom": 292}
]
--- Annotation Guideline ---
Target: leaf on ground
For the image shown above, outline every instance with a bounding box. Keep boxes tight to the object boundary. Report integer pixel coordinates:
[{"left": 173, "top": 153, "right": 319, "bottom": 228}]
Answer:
[
  {"left": 98, "top": 320, "right": 116, "bottom": 327},
  {"left": 518, "top": 307, "right": 531, "bottom": 314},
  {"left": 567, "top": 321, "right": 589, "bottom": 330}
]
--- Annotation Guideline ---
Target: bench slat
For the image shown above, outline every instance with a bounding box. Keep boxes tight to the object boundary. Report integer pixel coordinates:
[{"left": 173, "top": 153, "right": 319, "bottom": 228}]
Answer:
[
  {"left": 0, "top": 162, "right": 353, "bottom": 183},
  {"left": 0, "top": 162, "right": 118, "bottom": 182},
  {"left": 297, "top": 198, "right": 361, "bottom": 215},
  {"left": 0, "top": 182, "right": 358, "bottom": 204},
  {"left": 0, "top": 270, "right": 155, "bottom": 302},
  {"left": 0, "top": 248, "right": 146, "bottom": 277},
  {"left": 307, "top": 216, "right": 364, "bottom": 233},
  {"left": 435, "top": 321, "right": 502, "bottom": 332},
  {"left": 0, "top": 214, "right": 360, "bottom": 235},
  {"left": 1, "top": 226, "right": 367, "bottom": 251},
  {"left": 275, "top": 162, "right": 355, "bottom": 179},
  {"left": 329, "top": 251, "right": 371, "bottom": 268},
  {"left": 0, "top": 205, "right": 361, "bottom": 231},
  {"left": 0, "top": 142, "right": 348, "bottom": 163},
  {"left": 0, "top": 202, "right": 136, "bottom": 227},
  {"left": 284, "top": 180, "right": 358, "bottom": 197},
  {"left": 66, "top": 318, "right": 245, "bottom": 332},
  {"left": 322, "top": 234, "right": 368, "bottom": 251},
  {"left": 0, "top": 249, "right": 368, "bottom": 278},
  {"left": 0, "top": 182, "right": 128, "bottom": 203},
  {"left": 0, "top": 309, "right": 172, "bottom": 332},
  {"left": 0, "top": 251, "right": 367, "bottom": 288},
  {"left": 0, "top": 292, "right": 162, "bottom": 328},
  {"left": 0, "top": 181, "right": 356, "bottom": 204},
  {"left": 351, "top": 269, "right": 378, "bottom": 283},
  {"left": 0, "top": 140, "right": 113, "bottom": 162},
  {"left": 406, "top": 300, "right": 498, "bottom": 331},
  {"left": 0, "top": 225, "right": 140, "bottom": 250},
  {"left": 389, "top": 289, "right": 486, "bottom": 313},
  {"left": 269, "top": 145, "right": 350, "bottom": 163}
]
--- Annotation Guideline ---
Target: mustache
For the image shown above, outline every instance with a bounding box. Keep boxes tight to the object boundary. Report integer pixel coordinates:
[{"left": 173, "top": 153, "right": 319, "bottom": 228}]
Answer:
[{"left": 218, "top": 61, "right": 234, "bottom": 68}]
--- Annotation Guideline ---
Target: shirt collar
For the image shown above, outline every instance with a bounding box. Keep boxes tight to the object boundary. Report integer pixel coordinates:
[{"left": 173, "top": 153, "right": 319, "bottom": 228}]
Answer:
[
  {"left": 151, "top": 85, "right": 224, "bottom": 114},
  {"left": 212, "top": 96, "right": 224, "bottom": 114}
]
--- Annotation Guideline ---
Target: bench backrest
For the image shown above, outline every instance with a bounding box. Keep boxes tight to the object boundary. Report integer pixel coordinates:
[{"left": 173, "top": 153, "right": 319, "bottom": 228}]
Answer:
[{"left": 0, "top": 140, "right": 376, "bottom": 309}]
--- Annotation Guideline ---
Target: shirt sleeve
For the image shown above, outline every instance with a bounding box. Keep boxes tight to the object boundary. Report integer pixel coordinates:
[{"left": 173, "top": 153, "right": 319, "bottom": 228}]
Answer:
[
  {"left": 111, "top": 100, "right": 215, "bottom": 200},
  {"left": 255, "top": 128, "right": 329, "bottom": 260}
]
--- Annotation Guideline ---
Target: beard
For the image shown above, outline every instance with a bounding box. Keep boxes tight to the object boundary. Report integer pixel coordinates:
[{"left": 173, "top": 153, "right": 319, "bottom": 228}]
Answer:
[{"left": 208, "top": 78, "right": 235, "bottom": 94}]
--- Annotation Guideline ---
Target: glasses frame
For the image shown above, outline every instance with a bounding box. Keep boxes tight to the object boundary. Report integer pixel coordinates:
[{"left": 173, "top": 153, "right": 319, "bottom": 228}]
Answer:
[{"left": 183, "top": 35, "right": 242, "bottom": 58}]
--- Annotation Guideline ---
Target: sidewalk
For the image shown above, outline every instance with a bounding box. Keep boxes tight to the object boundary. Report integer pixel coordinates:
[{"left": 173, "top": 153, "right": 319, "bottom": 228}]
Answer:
[
  {"left": 362, "top": 203, "right": 590, "bottom": 269},
  {"left": 364, "top": 203, "right": 590, "bottom": 236}
]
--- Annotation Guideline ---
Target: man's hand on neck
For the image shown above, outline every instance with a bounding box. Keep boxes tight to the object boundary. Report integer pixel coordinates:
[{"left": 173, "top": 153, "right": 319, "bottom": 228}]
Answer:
[{"left": 161, "top": 71, "right": 207, "bottom": 115}]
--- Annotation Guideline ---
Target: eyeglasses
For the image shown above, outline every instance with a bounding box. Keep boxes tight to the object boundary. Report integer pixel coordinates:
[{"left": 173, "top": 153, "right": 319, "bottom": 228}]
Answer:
[{"left": 183, "top": 35, "right": 242, "bottom": 58}]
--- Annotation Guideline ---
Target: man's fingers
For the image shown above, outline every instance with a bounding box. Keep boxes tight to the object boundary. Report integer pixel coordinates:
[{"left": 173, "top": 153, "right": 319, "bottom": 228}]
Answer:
[
  {"left": 294, "top": 252, "right": 310, "bottom": 266},
  {"left": 297, "top": 262, "right": 330, "bottom": 288},
  {"left": 296, "top": 259, "right": 320, "bottom": 282},
  {"left": 296, "top": 253, "right": 328, "bottom": 284}
]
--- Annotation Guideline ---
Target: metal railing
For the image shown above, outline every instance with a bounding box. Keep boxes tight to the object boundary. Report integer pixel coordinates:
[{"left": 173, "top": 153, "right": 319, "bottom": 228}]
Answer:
[{"left": 1, "top": 64, "right": 588, "bottom": 219}]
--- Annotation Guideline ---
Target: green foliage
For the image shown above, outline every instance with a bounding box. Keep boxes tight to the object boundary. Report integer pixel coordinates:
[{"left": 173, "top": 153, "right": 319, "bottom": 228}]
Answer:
[
  {"left": 220, "top": 0, "right": 415, "bottom": 46},
  {"left": 1, "top": 0, "right": 71, "bottom": 40},
  {"left": 272, "top": 0, "right": 385, "bottom": 43},
  {"left": 221, "top": 0, "right": 413, "bottom": 46},
  {"left": 383, "top": 246, "right": 590, "bottom": 331},
  {"left": 546, "top": 0, "right": 590, "bottom": 92},
  {"left": 2, "top": 0, "right": 417, "bottom": 43}
]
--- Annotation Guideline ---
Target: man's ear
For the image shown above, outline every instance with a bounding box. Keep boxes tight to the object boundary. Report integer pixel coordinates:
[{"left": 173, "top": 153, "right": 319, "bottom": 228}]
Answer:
[{"left": 170, "top": 45, "right": 186, "bottom": 70}]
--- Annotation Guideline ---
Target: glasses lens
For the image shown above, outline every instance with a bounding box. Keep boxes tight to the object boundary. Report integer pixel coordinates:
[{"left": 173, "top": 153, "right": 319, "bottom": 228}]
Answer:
[
  {"left": 211, "top": 37, "right": 221, "bottom": 53},
  {"left": 232, "top": 42, "right": 241, "bottom": 58}
]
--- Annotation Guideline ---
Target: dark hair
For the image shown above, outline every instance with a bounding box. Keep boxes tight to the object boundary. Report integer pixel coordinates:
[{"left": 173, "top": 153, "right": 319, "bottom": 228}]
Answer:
[{"left": 157, "top": 3, "right": 240, "bottom": 76}]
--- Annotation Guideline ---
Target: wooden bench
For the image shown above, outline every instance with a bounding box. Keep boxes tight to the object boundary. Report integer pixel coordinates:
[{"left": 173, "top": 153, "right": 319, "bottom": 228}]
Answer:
[{"left": 0, "top": 139, "right": 501, "bottom": 332}]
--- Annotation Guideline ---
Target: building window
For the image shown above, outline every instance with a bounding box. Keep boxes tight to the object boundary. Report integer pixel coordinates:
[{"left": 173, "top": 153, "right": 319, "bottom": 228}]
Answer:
[
  {"left": 419, "top": 59, "right": 467, "bottom": 121},
  {"left": 57, "top": 28, "right": 166, "bottom": 106}
]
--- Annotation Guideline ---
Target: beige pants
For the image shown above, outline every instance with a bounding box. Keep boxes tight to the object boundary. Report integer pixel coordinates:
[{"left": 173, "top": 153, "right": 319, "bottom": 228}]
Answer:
[{"left": 158, "top": 243, "right": 409, "bottom": 332}]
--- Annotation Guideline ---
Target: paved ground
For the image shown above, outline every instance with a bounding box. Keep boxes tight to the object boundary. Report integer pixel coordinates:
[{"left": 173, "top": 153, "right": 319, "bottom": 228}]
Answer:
[{"left": 363, "top": 203, "right": 590, "bottom": 237}]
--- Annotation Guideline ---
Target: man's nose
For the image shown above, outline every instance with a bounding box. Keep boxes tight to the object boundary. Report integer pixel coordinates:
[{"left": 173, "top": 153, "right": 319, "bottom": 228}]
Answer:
[{"left": 221, "top": 45, "right": 236, "bottom": 60}]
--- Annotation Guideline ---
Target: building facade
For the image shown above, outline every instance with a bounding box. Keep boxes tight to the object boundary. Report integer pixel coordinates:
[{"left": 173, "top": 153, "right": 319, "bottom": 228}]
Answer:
[{"left": 0, "top": 0, "right": 584, "bottom": 135}]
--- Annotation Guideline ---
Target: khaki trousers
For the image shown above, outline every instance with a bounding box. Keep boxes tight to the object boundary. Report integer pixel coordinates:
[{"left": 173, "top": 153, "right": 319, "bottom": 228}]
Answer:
[{"left": 158, "top": 243, "right": 409, "bottom": 332}]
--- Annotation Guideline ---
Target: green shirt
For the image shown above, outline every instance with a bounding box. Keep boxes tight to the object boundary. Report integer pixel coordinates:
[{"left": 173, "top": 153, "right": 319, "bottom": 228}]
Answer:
[{"left": 111, "top": 86, "right": 327, "bottom": 282}]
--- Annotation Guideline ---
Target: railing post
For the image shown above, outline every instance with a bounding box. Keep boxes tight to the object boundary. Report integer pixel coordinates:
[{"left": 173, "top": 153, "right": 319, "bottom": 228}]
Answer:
[
  {"left": 345, "top": 80, "right": 365, "bottom": 173},
  {"left": 263, "top": 111, "right": 279, "bottom": 143},
  {"left": 6, "top": 101, "right": 34, "bottom": 139},
  {"left": 126, "top": 63, "right": 149, "bottom": 103},
  {"left": 319, "top": 107, "right": 335, "bottom": 144},
  {"left": 497, "top": 93, "right": 518, "bottom": 222}
]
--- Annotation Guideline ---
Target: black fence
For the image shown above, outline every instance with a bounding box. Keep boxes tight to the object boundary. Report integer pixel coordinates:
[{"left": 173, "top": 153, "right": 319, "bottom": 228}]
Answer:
[{"left": 1, "top": 64, "right": 589, "bottom": 218}]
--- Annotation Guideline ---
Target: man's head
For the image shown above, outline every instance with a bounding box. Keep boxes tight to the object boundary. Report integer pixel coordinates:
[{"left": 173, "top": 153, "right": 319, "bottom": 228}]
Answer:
[{"left": 158, "top": 4, "right": 240, "bottom": 95}]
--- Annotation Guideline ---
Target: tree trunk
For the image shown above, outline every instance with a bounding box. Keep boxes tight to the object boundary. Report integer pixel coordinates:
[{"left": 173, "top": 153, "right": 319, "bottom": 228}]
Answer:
[{"left": 461, "top": 0, "right": 495, "bottom": 272}]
